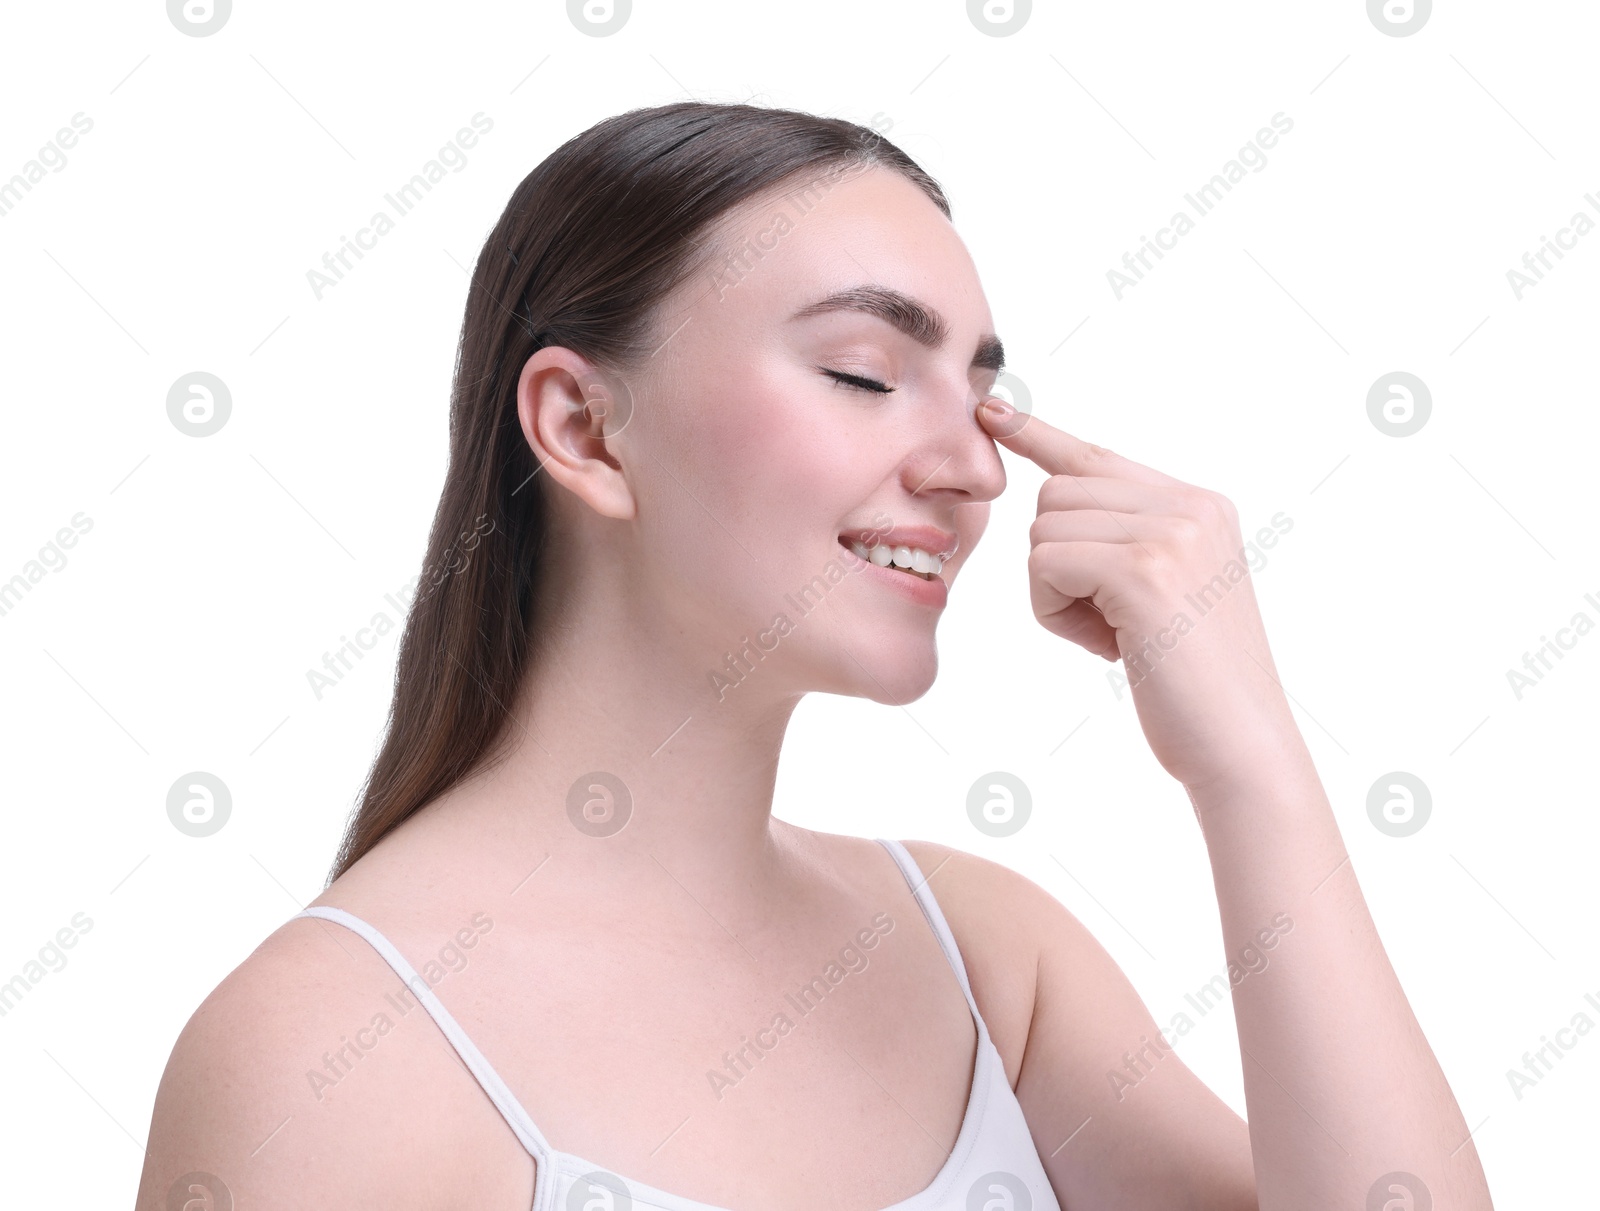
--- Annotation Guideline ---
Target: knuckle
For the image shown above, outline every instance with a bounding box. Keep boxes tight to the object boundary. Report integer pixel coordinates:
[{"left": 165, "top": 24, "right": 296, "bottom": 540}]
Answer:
[
  {"left": 1129, "top": 542, "right": 1179, "bottom": 595},
  {"left": 1038, "top": 475, "right": 1075, "bottom": 513},
  {"left": 1209, "top": 491, "right": 1238, "bottom": 522},
  {"left": 1178, "top": 485, "right": 1228, "bottom": 522},
  {"left": 1167, "top": 514, "right": 1202, "bottom": 546},
  {"left": 1127, "top": 541, "right": 1161, "bottom": 579}
]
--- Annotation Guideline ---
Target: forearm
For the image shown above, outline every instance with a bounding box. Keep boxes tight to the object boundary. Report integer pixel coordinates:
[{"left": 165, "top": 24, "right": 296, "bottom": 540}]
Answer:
[{"left": 1186, "top": 738, "right": 1493, "bottom": 1209}]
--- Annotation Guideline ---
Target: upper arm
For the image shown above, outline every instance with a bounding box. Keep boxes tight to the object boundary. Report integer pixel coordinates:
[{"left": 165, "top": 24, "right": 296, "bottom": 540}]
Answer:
[
  {"left": 899, "top": 839, "right": 1257, "bottom": 1211},
  {"left": 133, "top": 920, "right": 532, "bottom": 1211}
]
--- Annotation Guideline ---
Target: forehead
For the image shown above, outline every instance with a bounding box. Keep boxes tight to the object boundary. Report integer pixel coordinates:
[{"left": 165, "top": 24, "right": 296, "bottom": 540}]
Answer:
[{"left": 678, "top": 164, "right": 992, "bottom": 335}]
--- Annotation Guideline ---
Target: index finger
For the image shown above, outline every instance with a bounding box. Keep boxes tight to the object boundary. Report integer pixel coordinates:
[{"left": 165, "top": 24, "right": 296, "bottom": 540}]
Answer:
[{"left": 978, "top": 396, "right": 1181, "bottom": 487}]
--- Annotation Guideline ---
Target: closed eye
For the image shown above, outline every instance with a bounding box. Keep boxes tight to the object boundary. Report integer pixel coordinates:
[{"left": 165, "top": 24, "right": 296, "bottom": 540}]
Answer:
[{"left": 822, "top": 368, "right": 895, "bottom": 394}]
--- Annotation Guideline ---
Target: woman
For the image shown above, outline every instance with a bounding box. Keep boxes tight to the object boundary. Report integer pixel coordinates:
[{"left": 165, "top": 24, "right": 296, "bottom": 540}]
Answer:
[{"left": 136, "top": 101, "right": 1492, "bottom": 1210}]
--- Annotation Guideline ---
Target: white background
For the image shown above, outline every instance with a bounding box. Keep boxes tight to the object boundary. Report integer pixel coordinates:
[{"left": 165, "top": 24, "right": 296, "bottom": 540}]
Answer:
[{"left": 1, "top": 0, "right": 1594, "bottom": 1204}]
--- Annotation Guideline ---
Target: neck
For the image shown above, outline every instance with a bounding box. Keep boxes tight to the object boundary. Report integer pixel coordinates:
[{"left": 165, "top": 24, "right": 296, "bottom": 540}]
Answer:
[{"left": 445, "top": 561, "right": 812, "bottom": 904}]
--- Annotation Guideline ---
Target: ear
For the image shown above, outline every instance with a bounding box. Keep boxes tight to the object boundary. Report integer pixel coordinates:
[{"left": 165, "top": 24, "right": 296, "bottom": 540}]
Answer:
[{"left": 515, "top": 346, "right": 638, "bottom": 522}]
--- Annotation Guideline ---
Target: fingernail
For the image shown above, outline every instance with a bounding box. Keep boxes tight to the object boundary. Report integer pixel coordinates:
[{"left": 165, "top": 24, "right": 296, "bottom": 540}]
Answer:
[{"left": 982, "top": 398, "right": 1014, "bottom": 420}]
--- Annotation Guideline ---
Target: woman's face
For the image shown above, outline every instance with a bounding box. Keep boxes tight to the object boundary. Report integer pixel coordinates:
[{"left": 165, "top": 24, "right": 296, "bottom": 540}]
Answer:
[{"left": 545, "top": 163, "right": 1008, "bottom": 707}]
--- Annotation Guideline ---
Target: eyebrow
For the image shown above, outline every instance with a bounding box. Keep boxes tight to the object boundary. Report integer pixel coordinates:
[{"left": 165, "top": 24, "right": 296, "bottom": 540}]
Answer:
[{"left": 789, "top": 284, "right": 1006, "bottom": 373}]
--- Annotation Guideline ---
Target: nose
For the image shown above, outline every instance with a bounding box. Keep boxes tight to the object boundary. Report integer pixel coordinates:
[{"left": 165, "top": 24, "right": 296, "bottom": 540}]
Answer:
[{"left": 898, "top": 377, "right": 1008, "bottom": 505}]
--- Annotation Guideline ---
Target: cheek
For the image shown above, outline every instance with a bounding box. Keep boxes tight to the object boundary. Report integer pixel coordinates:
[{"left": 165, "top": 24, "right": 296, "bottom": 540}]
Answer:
[
  {"left": 638, "top": 386, "right": 844, "bottom": 606},
  {"left": 938, "top": 501, "right": 990, "bottom": 577},
  {"left": 667, "top": 373, "right": 853, "bottom": 529},
  {"left": 958, "top": 501, "right": 991, "bottom": 547}
]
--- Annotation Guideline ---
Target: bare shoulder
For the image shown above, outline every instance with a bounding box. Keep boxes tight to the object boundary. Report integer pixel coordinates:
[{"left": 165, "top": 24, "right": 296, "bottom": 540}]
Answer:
[
  {"left": 895, "top": 836, "right": 1118, "bottom": 982},
  {"left": 806, "top": 831, "right": 1129, "bottom": 1078},
  {"left": 134, "top": 911, "right": 532, "bottom": 1211},
  {"left": 893, "top": 837, "right": 1073, "bottom": 1083},
  {"left": 785, "top": 827, "right": 1061, "bottom": 1085},
  {"left": 892, "top": 837, "right": 1256, "bottom": 1208}
]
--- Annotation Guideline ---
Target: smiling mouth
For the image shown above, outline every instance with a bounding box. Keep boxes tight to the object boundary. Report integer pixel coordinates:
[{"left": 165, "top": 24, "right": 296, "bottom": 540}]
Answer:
[{"left": 838, "top": 537, "right": 942, "bottom": 581}]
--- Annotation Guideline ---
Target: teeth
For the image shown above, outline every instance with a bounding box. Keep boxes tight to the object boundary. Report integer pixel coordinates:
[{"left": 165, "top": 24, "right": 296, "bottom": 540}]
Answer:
[{"left": 844, "top": 538, "right": 944, "bottom": 579}]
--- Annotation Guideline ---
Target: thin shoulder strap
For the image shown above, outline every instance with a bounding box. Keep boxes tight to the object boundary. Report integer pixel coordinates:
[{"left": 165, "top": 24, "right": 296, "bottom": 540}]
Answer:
[
  {"left": 872, "top": 838, "right": 984, "bottom": 1026},
  {"left": 293, "top": 905, "right": 554, "bottom": 1162}
]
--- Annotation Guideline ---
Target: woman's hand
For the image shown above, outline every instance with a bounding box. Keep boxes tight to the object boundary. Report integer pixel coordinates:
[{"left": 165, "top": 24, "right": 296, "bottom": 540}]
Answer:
[{"left": 978, "top": 397, "right": 1301, "bottom": 791}]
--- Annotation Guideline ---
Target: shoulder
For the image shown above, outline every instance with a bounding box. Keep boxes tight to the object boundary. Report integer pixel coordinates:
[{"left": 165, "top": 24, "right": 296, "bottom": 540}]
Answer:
[
  {"left": 892, "top": 834, "right": 1125, "bottom": 973},
  {"left": 893, "top": 838, "right": 1257, "bottom": 1204},
  {"left": 134, "top": 911, "right": 532, "bottom": 1210},
  {"left": 889, "top": 838, "right": 1180, "bottom": 1093},
  {"left": 885, "top": 836, "right": 1082, "bottom": 1086}
]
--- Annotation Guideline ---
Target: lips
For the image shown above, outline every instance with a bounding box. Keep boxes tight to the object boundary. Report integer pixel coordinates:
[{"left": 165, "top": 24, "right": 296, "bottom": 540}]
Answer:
[
  {"left": 837, "top": 536, "right": 939, "bottom": 579},
  {"left": 838, "top": 539, "right": 951, "bottom": 607},
  {"left": 836, "top": 524, "right": 959, "bottom": 562}
]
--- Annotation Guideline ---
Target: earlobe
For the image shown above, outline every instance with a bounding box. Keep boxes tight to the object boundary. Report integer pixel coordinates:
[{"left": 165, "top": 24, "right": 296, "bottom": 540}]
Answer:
[{"left": 515, "top": 347, "right": 638, "bottom": 522}]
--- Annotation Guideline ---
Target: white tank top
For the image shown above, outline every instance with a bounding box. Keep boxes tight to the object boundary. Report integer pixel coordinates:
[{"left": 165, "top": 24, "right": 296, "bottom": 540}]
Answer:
[{"left": 294, "top": 837, "right": 1063, "bottom": 1211}]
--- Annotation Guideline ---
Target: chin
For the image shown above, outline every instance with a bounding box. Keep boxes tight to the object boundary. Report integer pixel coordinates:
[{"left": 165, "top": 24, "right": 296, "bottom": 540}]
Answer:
[{"left": 826, "top": 636, "right": 941, "bottom": 705}]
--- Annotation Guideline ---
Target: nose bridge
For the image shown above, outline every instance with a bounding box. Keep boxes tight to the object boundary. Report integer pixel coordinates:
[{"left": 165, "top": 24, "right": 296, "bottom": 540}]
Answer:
[{"left": 903, "top": 373, "right": 1007, "bottom": 503}]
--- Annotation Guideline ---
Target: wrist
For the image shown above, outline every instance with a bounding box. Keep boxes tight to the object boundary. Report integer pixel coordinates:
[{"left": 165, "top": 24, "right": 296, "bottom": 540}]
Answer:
[{"left": 1181, "top": 727, "right": 1318, "bottom": 811}]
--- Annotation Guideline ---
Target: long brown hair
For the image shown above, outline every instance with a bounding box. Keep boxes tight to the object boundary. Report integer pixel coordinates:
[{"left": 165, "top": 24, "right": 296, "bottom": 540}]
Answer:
[{"left": 327, "top": 101, "right": 950, "bottom": 883}]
